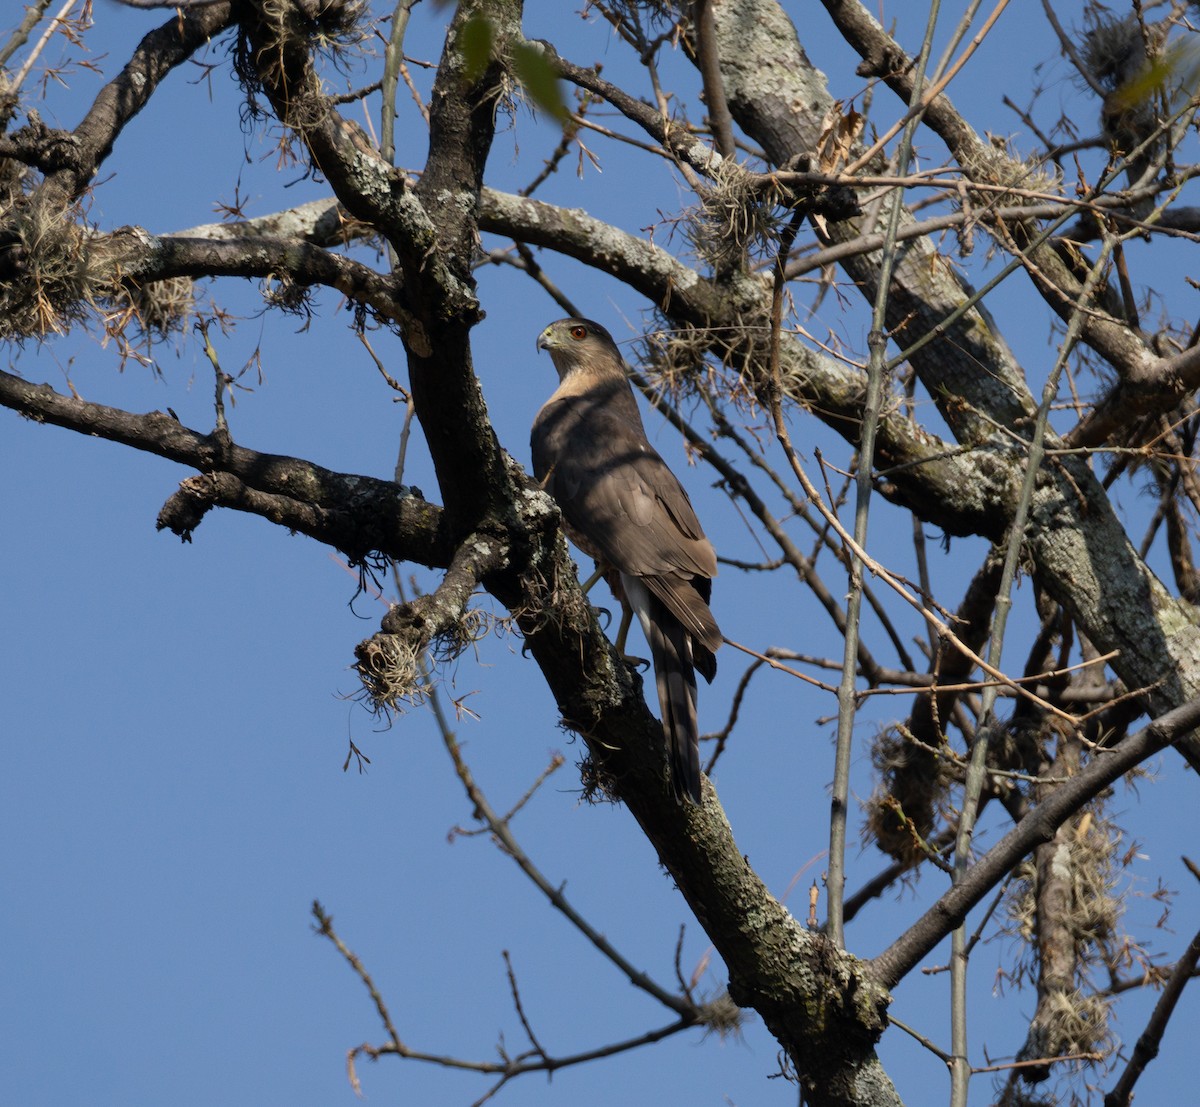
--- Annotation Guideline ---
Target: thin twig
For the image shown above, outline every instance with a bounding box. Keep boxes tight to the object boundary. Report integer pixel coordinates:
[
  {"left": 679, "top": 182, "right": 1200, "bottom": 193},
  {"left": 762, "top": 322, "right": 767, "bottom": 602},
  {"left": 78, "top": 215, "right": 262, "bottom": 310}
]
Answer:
[
  {"left": 9, "top": 0, "right": 80, "bottom": 94},
  {"left": 502, "top": 951, "right": 550, "bottom": 1063},
  {"left": 830, "top": 1, "right": 939, "bottom": 953},
  {"left": 842, "top": 0, "right": 1012, "bottom": 176},
  {"left": 975, "top": 1051, "right": 1105, "bottom": 1075},
  {"left": 888, "top": 1013, "right": 951, "bottom": 1064},
  {"left": 1105, "top": 921, "right": 1200, "bottom": 1105},
  {"left": 312, "top": 901, "right": 404, "bottom": 1054}
]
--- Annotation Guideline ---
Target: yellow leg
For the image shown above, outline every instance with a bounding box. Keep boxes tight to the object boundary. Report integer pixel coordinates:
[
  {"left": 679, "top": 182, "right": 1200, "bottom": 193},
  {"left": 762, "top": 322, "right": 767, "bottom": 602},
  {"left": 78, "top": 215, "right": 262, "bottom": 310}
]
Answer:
[
  {"left": 613, "top": 604, "right": 649, "bottom": 670},
  {"left": 579, "top": 563, "right": 648, "bottom": 669},
  {"left": 613, "top": 604, "right": 633, "bottom": 655},
  {"left": 579, "top": 563, "right": 606, "bottom": 594}
]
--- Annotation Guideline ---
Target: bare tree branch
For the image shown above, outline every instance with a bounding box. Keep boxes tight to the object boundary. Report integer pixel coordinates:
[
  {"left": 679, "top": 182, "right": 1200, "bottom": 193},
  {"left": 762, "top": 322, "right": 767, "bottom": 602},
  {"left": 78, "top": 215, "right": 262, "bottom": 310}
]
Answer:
[{"left": 871, "top": 695, "right": 1200, "bottom": 989}]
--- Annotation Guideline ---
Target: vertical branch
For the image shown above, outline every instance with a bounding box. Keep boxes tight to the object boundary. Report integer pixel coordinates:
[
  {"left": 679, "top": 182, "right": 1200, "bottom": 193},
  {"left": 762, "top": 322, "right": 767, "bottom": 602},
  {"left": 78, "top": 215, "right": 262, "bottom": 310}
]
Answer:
[
  {"left": 7, "top": 0, "right": 80, "bottom": 93},
  {"left": 379, "top": 0, "right": 418, "bottom": 165},
  {"left": 946, "top": 232, "right": 1117, "bottom": 1107},
  {"left": 196, "top": 318, "right": 230, "bottom": 435},
  {"left": 691, "top": 0, "right": 735, "bottom": 159},
  {"left": 1007, "top": 726, "right": 1085, "bottom": 1092},
  {"left": 827, "top": 0, "right": 942, "bottom": 952},
  {"left": 904, "top": 371, "right": 939, "bottom": 655},
  {"left": 388, "top": 0, "right": 513, "bottom": 531}
]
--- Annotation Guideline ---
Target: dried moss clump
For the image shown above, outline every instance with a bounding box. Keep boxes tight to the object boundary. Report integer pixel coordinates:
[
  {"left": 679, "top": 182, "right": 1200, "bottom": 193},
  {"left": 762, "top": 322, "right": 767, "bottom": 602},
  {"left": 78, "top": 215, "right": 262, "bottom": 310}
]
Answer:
[
  {"left": 1001, "top": 810, "right": 1123, "bottom": 1083},
  {"left": 640, "top": 314, "right": 774, "bottom": 409},
  {"left": 685, "top": 159, "right": 788, "bottom": 271},
  {"left": 353, "top": 631, "right": 429, "bottom": 715},
  {"left": 0, "top": 195, "right": 129, "bottom": 340},
  {"left": 864, "top": 724, "right": 951, "bottom": 865},
  {"left": 232, "top": 0, "right": 370, "bottom": 129},
  {"left": 697, "top": 992, "right": 745, "bottom": 1040},
  {"left": 123, "top": 275, "right": 196, "bottom": 338}
]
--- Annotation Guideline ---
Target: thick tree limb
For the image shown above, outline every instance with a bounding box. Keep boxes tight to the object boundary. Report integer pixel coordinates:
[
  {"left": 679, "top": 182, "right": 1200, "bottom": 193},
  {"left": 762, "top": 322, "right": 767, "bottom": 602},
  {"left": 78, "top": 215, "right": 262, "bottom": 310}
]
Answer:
[
  {"left": 230, "top": 1, "right": 520, "bottom": 540},
  {"left": 130, "top": 234, "right": 404, "bottom": 322},
  {"left": 1067, "top": 343, "right": 1200, "bottom": 448},
  {"left": 174, "top": 198, "right": 364, "bottom": 246},
  {"left": 512, "top": 550, "right": 900, "bottom": 1105},
  {"left": 0, "top": 368, "right": 446, "bottom": 565}
]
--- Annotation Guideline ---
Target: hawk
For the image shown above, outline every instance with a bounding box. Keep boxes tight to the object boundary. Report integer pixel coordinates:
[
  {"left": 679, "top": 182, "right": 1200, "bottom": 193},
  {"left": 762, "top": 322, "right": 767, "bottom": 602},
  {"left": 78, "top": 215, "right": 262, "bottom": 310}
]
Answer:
[{"left": 532, "top": 318, "right": 720, "bottom": 804}]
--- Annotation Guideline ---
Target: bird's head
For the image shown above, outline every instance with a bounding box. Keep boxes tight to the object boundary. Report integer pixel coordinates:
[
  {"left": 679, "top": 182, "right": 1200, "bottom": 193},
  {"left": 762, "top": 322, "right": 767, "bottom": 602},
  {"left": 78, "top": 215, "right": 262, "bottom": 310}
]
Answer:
[{"left": 536, "top": 318, "right": 622, "bottom": 381}]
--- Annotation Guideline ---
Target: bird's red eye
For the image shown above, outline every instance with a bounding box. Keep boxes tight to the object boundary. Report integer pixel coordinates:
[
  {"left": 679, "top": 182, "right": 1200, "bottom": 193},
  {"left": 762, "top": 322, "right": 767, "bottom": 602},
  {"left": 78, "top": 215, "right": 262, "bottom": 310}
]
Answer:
[{"left": 569, "top": 325, "right": 587, "bottom": 340}]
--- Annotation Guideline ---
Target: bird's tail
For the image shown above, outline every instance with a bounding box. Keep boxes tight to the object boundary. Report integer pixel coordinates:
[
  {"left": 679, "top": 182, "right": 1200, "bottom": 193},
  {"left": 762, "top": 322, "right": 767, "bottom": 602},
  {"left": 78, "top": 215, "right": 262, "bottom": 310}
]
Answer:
[{"left": 624, "top": 577, "right": 702, "bottom": 804}]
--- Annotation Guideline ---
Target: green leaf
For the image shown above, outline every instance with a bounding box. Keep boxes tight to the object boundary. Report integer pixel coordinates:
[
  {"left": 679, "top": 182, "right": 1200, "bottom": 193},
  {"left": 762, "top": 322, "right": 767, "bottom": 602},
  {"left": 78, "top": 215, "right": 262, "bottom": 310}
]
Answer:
[
  {"left": 511, "top": 41, "right": 569, "bottom": 123},
  {"left": 459, "top": 13, "right": 495, "bottom": 83}
]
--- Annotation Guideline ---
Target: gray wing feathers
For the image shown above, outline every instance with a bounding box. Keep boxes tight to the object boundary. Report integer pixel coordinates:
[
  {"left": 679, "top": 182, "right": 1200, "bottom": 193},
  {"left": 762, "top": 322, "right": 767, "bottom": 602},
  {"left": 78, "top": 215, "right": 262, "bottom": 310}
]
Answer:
[{"left": 533, "top": 390, "right": 720, "bottom": 656}]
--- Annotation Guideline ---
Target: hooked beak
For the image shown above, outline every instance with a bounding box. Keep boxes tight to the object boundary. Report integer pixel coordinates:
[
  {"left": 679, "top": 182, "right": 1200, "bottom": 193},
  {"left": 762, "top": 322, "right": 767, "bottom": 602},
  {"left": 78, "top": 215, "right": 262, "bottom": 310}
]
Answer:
[{"left": 536, "top": 329, "right": 551, "bottom": 353}]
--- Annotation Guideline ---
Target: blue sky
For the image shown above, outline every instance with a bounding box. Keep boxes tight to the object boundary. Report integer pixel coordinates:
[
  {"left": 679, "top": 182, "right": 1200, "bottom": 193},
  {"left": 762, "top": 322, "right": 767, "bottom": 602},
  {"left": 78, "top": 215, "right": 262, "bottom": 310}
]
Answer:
[{"left": 4, "top": 3, "right": 1199, "bottom": 1105}]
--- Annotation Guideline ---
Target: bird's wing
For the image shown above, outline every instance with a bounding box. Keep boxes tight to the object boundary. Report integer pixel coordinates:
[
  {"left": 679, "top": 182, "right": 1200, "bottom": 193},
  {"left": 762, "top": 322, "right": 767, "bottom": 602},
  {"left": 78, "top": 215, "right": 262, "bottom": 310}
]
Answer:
[
  {"left": 533, "top": 388, "right": 720, "bottom": 654},
  {"left": 533, "top": 386, "right": 714, "bottom": 576}
]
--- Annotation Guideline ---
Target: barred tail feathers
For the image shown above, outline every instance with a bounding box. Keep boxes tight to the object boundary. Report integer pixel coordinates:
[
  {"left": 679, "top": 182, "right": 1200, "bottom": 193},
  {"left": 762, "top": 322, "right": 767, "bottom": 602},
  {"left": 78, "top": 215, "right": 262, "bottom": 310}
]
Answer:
[{"left": 623, "top": 575, "right": 703, "bottom": 804}]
